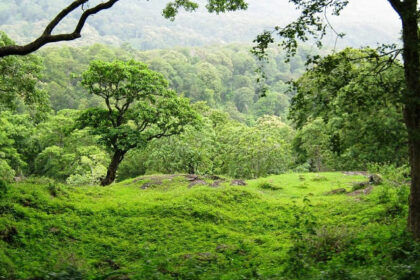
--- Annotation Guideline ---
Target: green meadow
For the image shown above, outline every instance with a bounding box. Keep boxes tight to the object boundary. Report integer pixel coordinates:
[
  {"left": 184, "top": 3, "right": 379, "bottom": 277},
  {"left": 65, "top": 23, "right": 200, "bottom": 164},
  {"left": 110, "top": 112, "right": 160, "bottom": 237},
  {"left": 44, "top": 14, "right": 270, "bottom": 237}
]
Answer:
[{"left": 1, "top": 172, "right": 418, "bottom": 279}]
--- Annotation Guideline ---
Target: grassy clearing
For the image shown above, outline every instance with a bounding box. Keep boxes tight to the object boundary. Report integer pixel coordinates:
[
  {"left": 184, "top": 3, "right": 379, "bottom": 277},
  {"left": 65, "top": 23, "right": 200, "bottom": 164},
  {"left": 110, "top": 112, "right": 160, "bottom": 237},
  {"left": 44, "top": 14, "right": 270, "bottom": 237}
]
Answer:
[{"left": 0, "top": 173, "right": 418, "bottom": 279}]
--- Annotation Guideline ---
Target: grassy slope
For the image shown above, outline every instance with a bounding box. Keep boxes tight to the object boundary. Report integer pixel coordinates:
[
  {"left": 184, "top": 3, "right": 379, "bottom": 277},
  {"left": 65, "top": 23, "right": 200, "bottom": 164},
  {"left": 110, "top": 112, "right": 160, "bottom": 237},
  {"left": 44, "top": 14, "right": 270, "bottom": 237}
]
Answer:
[{"left": 0, "top": 172, "right": 418, "bottom": 279}]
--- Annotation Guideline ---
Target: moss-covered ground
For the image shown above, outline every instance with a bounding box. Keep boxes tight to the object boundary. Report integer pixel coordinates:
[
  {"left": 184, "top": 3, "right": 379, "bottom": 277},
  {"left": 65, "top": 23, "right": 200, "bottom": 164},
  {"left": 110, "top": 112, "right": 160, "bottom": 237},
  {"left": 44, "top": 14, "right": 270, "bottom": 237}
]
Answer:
[{"left": 0, "top": 172, "right": 419, "bottom": 279}]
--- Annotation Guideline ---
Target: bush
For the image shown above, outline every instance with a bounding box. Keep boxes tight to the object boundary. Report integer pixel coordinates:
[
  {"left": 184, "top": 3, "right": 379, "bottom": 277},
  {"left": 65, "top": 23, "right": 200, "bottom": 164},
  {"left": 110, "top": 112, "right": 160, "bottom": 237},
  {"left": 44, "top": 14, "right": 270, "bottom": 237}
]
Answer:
[
  {"left": 367, "top": 163, "right": 410, "bottom": 186},
  {"left": 0, "top": 159, "right": 15, "bottom": 182},
  {"left": 258, "top": 181, "right": 282, "bottom": 190}
]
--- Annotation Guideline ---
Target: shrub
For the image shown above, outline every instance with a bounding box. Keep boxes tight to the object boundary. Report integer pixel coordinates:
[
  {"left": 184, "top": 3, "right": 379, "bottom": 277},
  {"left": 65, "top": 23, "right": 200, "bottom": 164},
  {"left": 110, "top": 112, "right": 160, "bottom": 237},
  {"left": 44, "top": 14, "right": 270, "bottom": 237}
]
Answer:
[{"left": 257, "top": 181, "right": 282, "bottom": 190}]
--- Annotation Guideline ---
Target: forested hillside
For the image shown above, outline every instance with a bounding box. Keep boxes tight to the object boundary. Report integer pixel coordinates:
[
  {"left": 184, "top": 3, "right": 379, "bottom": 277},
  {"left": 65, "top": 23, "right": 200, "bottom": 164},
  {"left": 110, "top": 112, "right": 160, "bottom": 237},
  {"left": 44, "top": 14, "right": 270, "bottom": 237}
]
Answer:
[
  {"left": 39, "top": 43, "right": 309, "bottom": 121},
  {"left": 0, "top": 0, "right": 400, "bottom": 50},
  {"left": 0, "top": 31, "right": 408, "bottom": 185}
]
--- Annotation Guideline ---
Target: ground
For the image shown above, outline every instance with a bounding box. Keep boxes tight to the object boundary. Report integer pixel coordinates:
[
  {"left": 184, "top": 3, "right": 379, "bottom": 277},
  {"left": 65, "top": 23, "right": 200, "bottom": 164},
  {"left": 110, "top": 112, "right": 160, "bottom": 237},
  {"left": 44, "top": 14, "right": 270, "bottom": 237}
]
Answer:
[{"left": 0, "top": 172, "right": 418, "bottom": 279}]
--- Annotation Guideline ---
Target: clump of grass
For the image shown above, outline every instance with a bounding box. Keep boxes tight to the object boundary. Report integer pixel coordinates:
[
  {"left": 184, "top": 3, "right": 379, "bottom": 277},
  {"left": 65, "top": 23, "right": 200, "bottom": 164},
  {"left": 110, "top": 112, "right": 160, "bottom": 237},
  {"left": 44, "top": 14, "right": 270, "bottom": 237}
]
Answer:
[{"left": 311, "top": 175, "right": 328, "bottom": 182}]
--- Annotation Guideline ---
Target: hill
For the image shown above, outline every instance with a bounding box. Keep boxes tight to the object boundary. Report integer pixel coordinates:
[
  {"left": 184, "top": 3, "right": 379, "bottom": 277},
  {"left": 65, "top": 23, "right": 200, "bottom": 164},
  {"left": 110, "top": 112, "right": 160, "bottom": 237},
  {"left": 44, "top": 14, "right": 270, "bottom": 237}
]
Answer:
[
  {"left": 0, "top": 0, "right": 401, "bottom": 50},
  {"left": 1, "top": 172, "right": 418, "bottom": 279}
]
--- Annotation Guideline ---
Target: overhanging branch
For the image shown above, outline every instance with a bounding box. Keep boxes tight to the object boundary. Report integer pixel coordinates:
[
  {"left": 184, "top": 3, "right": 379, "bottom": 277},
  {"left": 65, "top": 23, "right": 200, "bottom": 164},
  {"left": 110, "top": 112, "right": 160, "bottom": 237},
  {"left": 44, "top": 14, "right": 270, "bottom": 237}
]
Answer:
[{"left": 0, "top": 0, "right": 120, "bottom": 57}]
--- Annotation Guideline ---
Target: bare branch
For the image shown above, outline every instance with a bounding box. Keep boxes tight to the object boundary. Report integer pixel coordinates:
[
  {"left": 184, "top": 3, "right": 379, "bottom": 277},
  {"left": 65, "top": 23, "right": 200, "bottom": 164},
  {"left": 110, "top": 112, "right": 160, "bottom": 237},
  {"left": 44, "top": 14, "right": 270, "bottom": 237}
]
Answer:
[{"left": 0, "top": 0, "right": 119, "bottom": 57}]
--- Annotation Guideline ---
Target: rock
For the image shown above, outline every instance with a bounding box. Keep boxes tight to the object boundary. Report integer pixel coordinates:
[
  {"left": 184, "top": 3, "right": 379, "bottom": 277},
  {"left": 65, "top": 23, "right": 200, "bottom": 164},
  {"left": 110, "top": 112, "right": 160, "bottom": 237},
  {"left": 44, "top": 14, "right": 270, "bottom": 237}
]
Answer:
[
  {"left": 211, "top": 180, "right": 223, "bottom": 187},
  {"left": 369, "top": 174, "right": 383, "bottom": 185},
  {"left": 141, "top": 182, "right": 161, "bottom": 189},
  {"left": 352, "top": 181, "right": 369, "bottom": 191},
  {"left": 206, "top": 175, "right": 223, "bottom": 180},
  {"left": 185, "top": 174, "right": 199, "bottom": 181},
  {"left": 348, "top": 185, "right": 373, "bottom": 196},
  {"left": 188, "top": 180, "right": 207, "bottom": 188},
  {"left": 231, "top": 179, "right": 247, "bottom": 186},
  {"left": 342, "top": 171, "right": 369, "bottom": 176},
  {"left": 326, "top": 188, "right": 347, "bottom": 195}
]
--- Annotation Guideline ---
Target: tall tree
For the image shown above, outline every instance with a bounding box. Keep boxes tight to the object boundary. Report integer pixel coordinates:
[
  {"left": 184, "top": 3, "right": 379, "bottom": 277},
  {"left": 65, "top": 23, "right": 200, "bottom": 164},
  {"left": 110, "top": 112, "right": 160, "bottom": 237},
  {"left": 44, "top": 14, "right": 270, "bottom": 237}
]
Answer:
[{"left": 77, "top": 60, "right": 199, "bottom": 185}]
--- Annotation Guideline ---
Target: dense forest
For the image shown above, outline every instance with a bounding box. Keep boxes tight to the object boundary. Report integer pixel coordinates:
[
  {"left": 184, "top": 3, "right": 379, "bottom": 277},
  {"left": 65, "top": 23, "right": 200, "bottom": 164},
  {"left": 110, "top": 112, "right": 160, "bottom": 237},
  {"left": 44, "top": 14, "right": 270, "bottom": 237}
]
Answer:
[
  {"left": 0, "top": 37, "right": 407, "bottom": 184},
  {"left": 1, "top": 0, "right": 419, "bottom": 279}
]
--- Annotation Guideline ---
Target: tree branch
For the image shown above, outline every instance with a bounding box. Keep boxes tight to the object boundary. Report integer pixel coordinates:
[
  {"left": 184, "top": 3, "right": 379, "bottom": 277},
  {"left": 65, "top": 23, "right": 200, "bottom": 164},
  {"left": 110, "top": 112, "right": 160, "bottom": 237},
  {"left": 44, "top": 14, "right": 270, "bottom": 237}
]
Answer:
[
  {"left": 0, "top": 0, "right": 120, "bottom": 57},
  {"left": 387, "top": 0, "right": 404, "bottom": 16}
]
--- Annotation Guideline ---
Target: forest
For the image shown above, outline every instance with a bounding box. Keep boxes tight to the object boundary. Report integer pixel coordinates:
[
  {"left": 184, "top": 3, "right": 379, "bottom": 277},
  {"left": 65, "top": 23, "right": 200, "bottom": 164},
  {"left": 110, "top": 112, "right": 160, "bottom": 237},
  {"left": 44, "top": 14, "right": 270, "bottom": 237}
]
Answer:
[{"left": 0, "top": 0, "right": 419, "bottom": 279}]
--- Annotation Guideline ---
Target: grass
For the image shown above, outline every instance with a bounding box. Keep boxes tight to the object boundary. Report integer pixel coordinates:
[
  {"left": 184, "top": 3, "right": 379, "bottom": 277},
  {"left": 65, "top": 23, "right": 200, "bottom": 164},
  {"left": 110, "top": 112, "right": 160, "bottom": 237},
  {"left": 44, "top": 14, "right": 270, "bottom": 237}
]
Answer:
[{"left": 0, "top": 172, "right": 418, "bottom": 279}]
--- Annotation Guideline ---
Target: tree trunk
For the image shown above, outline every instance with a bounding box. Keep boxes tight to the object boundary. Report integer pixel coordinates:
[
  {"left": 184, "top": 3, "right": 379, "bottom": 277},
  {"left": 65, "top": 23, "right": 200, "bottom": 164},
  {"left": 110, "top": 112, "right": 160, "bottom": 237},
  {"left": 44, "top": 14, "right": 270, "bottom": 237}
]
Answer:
[
  {"left": 101, "top": 149, "right": 126, "bottom": 186},
  {"left": 406, "top": 107, "right": 420, "bottom": 239},
  {"left": 396, "top": 0, "right": 420, "bottom": 239}
]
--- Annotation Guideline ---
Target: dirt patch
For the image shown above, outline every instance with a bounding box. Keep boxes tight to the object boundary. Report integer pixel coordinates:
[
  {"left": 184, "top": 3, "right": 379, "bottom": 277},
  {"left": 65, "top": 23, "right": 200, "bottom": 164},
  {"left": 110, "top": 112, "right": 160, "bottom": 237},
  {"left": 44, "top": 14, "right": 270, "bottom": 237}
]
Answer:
[
  {"left": 133, "top": 174, "right": 181, "bottom": 184},
  {"left": 141, "top": 182, "right": 162, "bottom": 190},
  {"left": 211, "top": 180, "right": 224, "bottom": 187},
  {"left": 134, "top": 174, "right": 228, "bottom": 189},
  {"left": 185, "top": 174, "right": 226, "bottom": 188},
  {"left": 231, "top": 179, "right": 247, "bottom": 186},
  {"left": 185, "top": 174, "right": 207, "bottom": 188},
  {"left": 326, "top": 188, "right": 347, "bottom": 195},
  {"left": 188, "top": 180, "right": 207, "bottom": 188}
]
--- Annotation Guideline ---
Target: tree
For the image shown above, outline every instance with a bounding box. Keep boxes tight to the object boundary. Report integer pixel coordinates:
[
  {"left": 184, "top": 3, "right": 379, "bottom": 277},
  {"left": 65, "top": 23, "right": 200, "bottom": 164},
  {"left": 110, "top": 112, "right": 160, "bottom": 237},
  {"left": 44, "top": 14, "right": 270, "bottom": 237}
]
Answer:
[
  {"left": 289, "top": 48, "right": 408, "bottom": 170},
  {"left": 77, "top": 60, "right": 199, "bottom": 185},
  {"left": 295, "top": 118, "right": 332, "bottom": 172}
]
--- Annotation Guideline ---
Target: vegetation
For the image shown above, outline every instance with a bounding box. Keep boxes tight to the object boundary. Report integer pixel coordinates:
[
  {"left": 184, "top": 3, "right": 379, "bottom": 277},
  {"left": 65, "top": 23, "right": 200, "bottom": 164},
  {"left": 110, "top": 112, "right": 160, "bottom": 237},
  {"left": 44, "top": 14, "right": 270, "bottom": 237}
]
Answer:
[
  {"left": 1, "top": 173, "right": 418, "bottom": 279},
  {"left": 77, "top": 60, "right": 198, "bottom": 185},
  {"left": 1, "top": 0, "right": 420, "bottom": 277},
  {"left": 37, "top": 43, "right": 304, "bottom": 120},
  {"left": 289, "top": 48, "right": 407, "bottom": 171}
]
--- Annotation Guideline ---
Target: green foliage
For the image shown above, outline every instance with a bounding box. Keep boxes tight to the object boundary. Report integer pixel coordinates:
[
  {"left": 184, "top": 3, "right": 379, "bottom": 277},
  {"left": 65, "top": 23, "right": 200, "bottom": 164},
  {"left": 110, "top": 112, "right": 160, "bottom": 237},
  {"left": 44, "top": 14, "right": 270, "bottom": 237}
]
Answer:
[
  {"left": 77, "top": 59, "right": 199, "bottom": 184},
  {"left": 38, "top": 43, "right": 304, "bottom": 122},
  {"left": 289, "top": 48, "right": 407, "bottom": 170},
  {"left": 78, "top": 60, "right": 199, "bottom": 150},
  {"left": 30, "top": 110, "right": 109, "bottom": 183},
  {"left": 367, "top": 163, "right": 410, "bottom": 187},
  {"left": 1, "top": 172, "right": 418, "bottom": 279},
  {"left": 0, "top": 179, "right": 8, "bottom": 198},
  {"left": 0, "top": 31, "right": 50, "bottom": 119}
]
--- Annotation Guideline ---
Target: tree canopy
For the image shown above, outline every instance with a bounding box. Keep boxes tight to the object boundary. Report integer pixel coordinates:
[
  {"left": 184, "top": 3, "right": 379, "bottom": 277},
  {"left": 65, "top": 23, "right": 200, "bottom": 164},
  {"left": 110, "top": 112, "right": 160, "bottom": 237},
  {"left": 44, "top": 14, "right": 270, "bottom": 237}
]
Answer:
[{"left": 77, "top": 60, "right": 199, "bottom": 185}]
